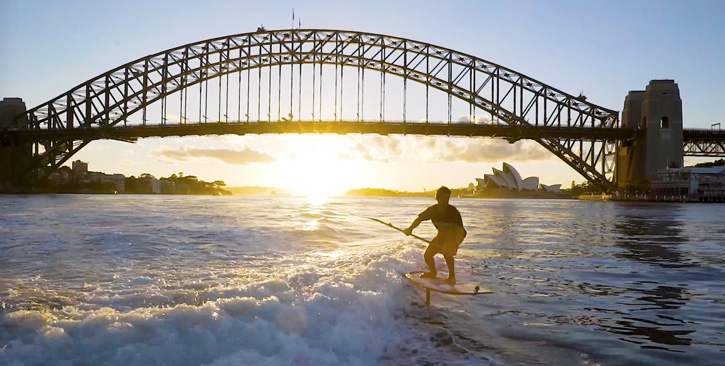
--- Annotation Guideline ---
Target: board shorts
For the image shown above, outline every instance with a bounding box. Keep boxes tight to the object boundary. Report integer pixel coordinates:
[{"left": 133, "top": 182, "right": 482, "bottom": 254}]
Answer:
[{"left": 429, "top": 227, "right": 466, "bottom": 256}]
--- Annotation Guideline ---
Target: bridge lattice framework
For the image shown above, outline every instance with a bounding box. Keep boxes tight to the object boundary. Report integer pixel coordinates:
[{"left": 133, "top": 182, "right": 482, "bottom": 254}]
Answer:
[{"left": 3, "top": 29, "right": 724, "bottom": 191}]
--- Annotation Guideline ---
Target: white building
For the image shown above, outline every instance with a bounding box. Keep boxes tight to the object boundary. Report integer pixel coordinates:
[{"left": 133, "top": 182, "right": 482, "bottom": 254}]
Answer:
[
  {"left": 540, "top": 184, "right": 563, "bottom": 193},
  {"left": 476, "top": 162, "right": 539, "bottom": 191}
]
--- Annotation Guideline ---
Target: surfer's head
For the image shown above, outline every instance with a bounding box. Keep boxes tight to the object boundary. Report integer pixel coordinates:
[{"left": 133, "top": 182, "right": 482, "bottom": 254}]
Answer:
[{"left": 435, "top": 186, "right": 451, "bottom": 206}]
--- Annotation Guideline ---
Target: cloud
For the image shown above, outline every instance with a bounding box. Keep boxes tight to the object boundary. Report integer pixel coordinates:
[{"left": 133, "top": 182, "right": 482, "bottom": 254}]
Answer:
[
  {"left": 430, "top": 138, "right": 553, "bottom": 163},
  {"left": 152, "top": 135, "right": 548, "bottom": 166},
  {"left": 333, "top": 134, "right": 552, "bottom": 164},
  {"left": 336, "top": 135, "right": 404, "bottom": 163},
  {"left": 156, "top": 146, "right": 276, "bottom": 165},
  {"left": 456, "top": 114, "right": 492, "bottom": 124}
]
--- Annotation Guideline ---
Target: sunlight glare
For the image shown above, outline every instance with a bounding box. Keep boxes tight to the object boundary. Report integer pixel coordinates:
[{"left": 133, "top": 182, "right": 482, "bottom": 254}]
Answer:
[
  {"left": 274, "top": 136, "right": 365, "bottom": 198},
  {"left": 306, "top": 194, "right": 327, "bottom": 205}
]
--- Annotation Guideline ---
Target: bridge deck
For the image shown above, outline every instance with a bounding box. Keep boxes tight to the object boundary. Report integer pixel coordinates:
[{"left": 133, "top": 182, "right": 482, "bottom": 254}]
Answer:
[
  {"left": 2, "top": 121, "right": 638, "bottom": 142},
  {"left": 683, "top": 129, "right": 725, "bottom": 141}
]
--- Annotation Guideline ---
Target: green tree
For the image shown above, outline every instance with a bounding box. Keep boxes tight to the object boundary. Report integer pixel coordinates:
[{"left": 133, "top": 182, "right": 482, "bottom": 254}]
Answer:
[{"left": 695, "top": 159, "right": 724, "bottom": 167}]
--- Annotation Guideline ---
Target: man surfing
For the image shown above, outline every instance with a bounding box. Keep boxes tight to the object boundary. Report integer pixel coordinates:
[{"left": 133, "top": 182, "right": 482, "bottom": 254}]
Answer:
[{"left": 403, "top": 186, "right": 466, "bottom": 283}]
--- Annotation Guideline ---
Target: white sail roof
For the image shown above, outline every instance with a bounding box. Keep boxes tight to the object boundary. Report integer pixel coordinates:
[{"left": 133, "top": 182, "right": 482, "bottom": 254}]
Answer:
[
  {"left": 493, "top": 168, "right": 516, "bottom": 190},
  {"left": 475, "top": 162, "right": 559, "bottom": 192},
  {"left": 503, "top": 162, "right": 524, "bottom": 191},
  {"left": 522, "top": 177, "right": 539, "bottom": 190},
  {"left": 483, "top": 174, "right": 510, "bottom": 189}
]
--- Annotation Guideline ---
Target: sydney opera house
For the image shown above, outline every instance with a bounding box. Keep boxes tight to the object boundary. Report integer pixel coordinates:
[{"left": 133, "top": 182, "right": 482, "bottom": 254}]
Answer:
[{"left": 475, "top": 163, "right": 562, "bottom": 193}]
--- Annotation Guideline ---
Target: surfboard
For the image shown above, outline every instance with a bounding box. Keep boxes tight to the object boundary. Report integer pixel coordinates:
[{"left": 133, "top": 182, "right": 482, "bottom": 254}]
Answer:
[{"left": 404, "top": 271, "right": 493, "bottom": 305}]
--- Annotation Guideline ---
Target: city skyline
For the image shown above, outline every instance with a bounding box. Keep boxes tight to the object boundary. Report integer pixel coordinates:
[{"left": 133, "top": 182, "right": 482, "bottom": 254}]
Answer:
[{"left": 2, "top": 0, "right": 723, "bottom": 195}]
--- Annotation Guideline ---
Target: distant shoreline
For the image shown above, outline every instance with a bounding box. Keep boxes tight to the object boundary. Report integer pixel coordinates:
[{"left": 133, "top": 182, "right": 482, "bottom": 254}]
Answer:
[
  {"left": 1, "top": 186, "right": 574, "bottom": 199},
  {"left": 226, "top": 186, "right": 293, "bottom": 196},
  {"left": 344, "top": 187, "right": 572, "bottom": 199}
]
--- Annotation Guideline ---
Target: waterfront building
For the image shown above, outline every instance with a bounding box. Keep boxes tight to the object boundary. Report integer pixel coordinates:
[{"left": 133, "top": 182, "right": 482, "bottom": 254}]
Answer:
[
  {"left": 175, "top": 182, "right": 191, "bottom": 194},
  {"left": 139, "top": 175, "right": 161, "bottom": 194},
  {"left": 159, "top": 179, "right": 177, "bottom": 194},
  {"left": 60, "top": 160, "right": 127, "bottom": 192},
  {"left": 89, "top": 173, "right": 126, "bottom": 193},
  {"left": 48, "top": 166, "right": 73, "bottom": 185},
  {"left": 651, "top": 166, "right": 725, "bottom": 202},
  {"left": 72, "top": 160, "right": 88, "bottom": 176}
]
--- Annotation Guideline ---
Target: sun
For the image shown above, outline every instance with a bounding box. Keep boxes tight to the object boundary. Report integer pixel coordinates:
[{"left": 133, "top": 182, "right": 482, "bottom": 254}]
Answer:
[
  {"left": 306, "top": 193, "right": 328, "bottom": 205},
  {"left": 275, "top": 135, "right": 363, "bottom": 198}
]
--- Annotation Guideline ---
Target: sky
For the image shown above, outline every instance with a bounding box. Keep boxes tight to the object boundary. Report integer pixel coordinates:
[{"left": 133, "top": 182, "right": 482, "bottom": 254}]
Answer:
[{"left": 1, "top": 0, "right": 724, "bottom": 195}]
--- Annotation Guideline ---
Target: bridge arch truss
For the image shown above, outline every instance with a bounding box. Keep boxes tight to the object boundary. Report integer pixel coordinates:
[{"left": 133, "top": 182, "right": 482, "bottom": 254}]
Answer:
[{"left": 17, "top": 29, "right": 622, "bottom": 190}]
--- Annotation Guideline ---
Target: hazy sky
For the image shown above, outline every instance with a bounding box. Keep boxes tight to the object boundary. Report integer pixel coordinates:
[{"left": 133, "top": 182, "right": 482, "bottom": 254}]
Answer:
[{"left": 1, "top": 0, "right": 723, "bottom": 194}]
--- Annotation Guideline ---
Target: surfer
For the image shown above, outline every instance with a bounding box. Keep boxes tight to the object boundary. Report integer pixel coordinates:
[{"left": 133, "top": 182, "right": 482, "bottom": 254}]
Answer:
[{"left": 403, "top": 186, "right": 466, "bottom": 283}]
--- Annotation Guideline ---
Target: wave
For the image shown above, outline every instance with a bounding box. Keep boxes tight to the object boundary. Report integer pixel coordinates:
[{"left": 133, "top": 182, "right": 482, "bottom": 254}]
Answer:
[{"left": 0, "top": 245, "right": 427, "bottom": 366}]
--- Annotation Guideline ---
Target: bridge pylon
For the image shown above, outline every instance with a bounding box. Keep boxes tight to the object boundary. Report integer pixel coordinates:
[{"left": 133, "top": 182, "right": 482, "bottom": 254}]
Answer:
[
  {"left": 0, "top": 98, "right": 32, "bottom": 192},
  {"left": 616, "top": 80, "right": 683, "bottom": 188}
]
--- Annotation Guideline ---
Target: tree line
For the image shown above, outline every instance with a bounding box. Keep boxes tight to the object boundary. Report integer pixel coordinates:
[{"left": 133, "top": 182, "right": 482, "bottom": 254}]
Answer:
[{"left": 125, "top": 173, "right": 231, "bottom": 195}]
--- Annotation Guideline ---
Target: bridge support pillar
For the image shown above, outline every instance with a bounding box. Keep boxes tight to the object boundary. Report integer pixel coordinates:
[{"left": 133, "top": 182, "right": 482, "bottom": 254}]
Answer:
[
  {"left": 0, "top": 98, "right": 31, "bottom": 192},
  {"left": 616, "top": 80, "right": 683, "bottom": 188}
]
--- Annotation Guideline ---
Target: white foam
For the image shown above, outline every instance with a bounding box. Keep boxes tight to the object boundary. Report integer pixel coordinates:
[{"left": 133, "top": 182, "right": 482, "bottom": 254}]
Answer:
[{"left": 0, "top": 245, "right": 422, "bottom": 366}]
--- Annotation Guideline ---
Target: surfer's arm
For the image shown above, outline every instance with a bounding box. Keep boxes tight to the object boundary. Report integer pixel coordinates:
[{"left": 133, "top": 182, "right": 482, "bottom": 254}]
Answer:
[
  {"left": 403, "top": 217, "right": 423, "bottom": 236},
  {"left": 404, "top": 206, "right": 434, "bottom": 235}
]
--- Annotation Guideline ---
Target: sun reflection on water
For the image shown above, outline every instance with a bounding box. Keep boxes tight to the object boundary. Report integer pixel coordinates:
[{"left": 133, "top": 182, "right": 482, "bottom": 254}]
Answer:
[
  {"left": 306, "top": 194, "right": 327, "bottom": 206},
  {"left": 299, "top": 219, "right": 319, "bottom": 231}
]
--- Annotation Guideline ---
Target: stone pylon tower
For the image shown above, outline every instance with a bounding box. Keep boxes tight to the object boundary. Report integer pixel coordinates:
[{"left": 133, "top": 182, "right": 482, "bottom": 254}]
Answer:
[
  {"left": 0, "top": 98, "right": 31, "bottom": 192},
  {"left": 616, "top": 80, "right": 684, "bottom": 188}
]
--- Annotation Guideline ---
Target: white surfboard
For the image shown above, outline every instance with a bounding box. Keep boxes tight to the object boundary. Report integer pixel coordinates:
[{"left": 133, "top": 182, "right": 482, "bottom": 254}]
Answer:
[{"left": 404, "top": 271, "right": 493, "bottom": 305}]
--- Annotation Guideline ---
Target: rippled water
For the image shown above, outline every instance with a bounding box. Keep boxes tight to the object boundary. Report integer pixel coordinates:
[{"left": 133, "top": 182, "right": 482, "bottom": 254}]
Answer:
[{"left": 0, "top": 195, "right": 723, "bottom": 365}]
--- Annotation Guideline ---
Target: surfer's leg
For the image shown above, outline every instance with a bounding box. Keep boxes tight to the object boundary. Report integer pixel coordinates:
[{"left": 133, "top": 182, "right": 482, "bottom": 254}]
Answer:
[
  {"left": 440, "top": 229, "right": 463, "bottom": 283},
  {"left": 421, "top": 238, "right": 441, "bottom": 278},
  {"left": 422, "top": 244, "right": 437, "bottom": 278},
  {"left": 443, "top": 254, "right": 455, "bottom": 283}
]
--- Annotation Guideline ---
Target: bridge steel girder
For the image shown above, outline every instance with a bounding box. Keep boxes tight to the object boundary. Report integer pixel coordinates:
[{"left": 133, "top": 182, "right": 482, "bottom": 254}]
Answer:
[
  {"left": 684, "top": 141, "right": 725, "bottom": 156},
  {"left": 683, "top": 129, "right": 725, "bottom": 157},
  {"left": 13, "top": 29, "right": 622, "bottom": 191}
]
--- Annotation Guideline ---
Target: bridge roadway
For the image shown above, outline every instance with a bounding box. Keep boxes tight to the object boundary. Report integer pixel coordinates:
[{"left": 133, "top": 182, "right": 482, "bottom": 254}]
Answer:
[
  {"left": 682, "top": 128, "right": 725, "bottom": 140},
  {"left": 4, "top": 122, "right": 722, "bottom": 158},
  {"left": 4, "top": 121, "right": 722, "bottom": 147},
  {"left": 2, "top": 121, "right": 639, "bottom": 142}
]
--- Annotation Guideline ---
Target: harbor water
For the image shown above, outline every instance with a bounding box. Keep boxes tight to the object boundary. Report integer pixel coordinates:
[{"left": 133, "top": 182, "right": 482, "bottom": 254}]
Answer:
[{"left": 1, "top": 195, "right": 723, "bottom": 365}]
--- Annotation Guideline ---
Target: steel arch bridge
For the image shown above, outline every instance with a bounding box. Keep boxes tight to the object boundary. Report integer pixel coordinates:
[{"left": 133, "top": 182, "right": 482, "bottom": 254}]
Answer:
[{"left": 2, "top": 29, "right": 721, "bottom": 191}]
